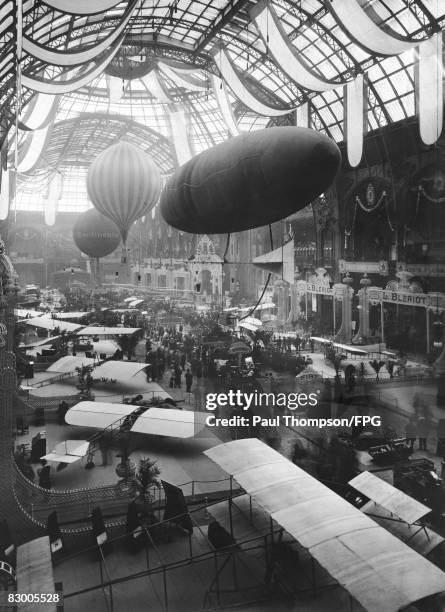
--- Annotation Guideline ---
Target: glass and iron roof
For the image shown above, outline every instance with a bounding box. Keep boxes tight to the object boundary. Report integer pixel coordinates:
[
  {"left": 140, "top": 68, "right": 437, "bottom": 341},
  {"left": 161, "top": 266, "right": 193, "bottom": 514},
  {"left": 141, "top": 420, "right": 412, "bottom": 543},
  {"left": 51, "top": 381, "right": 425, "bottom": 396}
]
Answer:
[{"left": 1, "top": 0, "right": 444, "bottom": 211}]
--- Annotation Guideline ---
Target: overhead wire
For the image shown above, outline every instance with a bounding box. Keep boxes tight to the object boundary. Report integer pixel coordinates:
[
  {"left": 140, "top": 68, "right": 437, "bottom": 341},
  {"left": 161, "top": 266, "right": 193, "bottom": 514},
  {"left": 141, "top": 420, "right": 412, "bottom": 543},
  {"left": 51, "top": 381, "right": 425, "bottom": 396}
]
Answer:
[{"left": 238, "top": 223, "right": 274, "bottom": 321}]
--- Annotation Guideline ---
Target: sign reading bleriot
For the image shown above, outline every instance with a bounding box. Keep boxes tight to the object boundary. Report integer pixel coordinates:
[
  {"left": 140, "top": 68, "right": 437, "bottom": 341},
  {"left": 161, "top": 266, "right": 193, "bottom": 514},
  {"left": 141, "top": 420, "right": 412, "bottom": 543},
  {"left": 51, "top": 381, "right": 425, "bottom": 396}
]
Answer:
[
  {"left": 384, "top": 291, "right": 430, "bottom": 306},
  {"left": 307, "top": 284, "right": 333, "bottom": 295},
  {"left": 300, "top": 282, "right": 334, "bottom": 296},
  {"left": 368, "top": 288, "right": 445, "bottom": 309}
]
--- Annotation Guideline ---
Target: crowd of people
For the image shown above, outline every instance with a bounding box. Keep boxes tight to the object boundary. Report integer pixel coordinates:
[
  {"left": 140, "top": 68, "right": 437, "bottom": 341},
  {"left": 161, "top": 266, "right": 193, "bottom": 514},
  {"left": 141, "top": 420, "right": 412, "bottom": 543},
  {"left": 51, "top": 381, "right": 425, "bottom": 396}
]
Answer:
[{"left": 14, "top": 288, "right": 445, "bottom": 499}]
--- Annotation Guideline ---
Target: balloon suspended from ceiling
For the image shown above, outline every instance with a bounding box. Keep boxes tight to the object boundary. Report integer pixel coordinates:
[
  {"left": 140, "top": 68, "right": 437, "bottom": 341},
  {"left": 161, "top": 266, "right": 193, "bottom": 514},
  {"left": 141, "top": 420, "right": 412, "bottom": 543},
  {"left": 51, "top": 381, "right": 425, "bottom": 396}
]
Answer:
[
  {"left": 72, "top": 208, "right": 121, "bottom": 259},
  {"left": 87, "top": 141, "right": 161, "bottom": 260},
  {"left": 160, "top": 127, "right": 341, "bottom": 234}
]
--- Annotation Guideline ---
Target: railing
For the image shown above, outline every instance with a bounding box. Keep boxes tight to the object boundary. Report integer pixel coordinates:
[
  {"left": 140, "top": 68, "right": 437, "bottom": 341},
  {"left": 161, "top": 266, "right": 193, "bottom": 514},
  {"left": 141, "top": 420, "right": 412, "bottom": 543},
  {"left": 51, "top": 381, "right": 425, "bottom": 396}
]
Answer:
[
  {"left": 168, "top": 478, "right": 241, "bottom": 500},
  {"left": 31, "top": 370, "right": 78, "bottom": 388},
  {"left": 13, "top": 393, "right": 36, "bottom": 418},
  {"left": 293, "top": 367, "right": 433, "bottom": 386},
  {"left": 359, "top": 371, "right": 434, "bottom": 385},
  {"left": 83, "top": 408, "right": 148, "bottom": 463},
  {"left": 61, "top": 529, "right": 273, "bottom": 610},
  {"left": 13, "top": 461, "right": 133, "bottom": 531},
  {"left": 51, "top": 489, "right": 271, "bottom": 608},
  {"left": 12, "top": 457, "right": 238, "bottom": 534},
  {"left": 16, "top": 392, "right": 81, "bottom": 413}
]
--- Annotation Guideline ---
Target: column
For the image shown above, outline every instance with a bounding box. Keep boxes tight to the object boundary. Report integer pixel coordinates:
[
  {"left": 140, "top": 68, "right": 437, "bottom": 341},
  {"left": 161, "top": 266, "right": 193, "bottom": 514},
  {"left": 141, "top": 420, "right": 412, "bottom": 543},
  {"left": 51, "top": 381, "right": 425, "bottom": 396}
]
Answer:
[
  {"left": 290, "top": 283, "right": 302, "bottom": 322},
  {"left": 434, "top": 324, "right": 445, "bottom": 375},
  {"left": 333, "top": 275, "right": 354, "bottom": 343},
  {"left": 353, "top": 279, "right": 371, "bottom": 342},
  {"left": 275, "top": 281, "right": 287, "bottom": 322},
  {"left": 426, "top": 308, "right": 430, "bottom": 355}
]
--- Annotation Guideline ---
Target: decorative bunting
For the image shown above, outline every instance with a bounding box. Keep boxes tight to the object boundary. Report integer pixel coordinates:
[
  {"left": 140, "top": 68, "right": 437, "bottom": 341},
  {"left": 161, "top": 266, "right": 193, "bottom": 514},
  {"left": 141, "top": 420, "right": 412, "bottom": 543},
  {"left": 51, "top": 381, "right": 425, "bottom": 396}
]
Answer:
[
  {"left": 168, "top": 111, "right": 193, "bottom": 166},
  {"left": 344, "top": 74, "right": 367, "bottom": 167},
  {"left": 16, "top": 0, "right": 23, "bottom": 61},
  {"left": 329, "top": 0, "right": 418, "bottom": 56},
  {"left": 42, "top": 0, "right": 122, "bottom": 15},
  {"left": 21, "top": 35, "right": 123, "bottom": 94},
  {"left": 251, "top": 1, "right": 342, "bottom": 91},
  {"left": 0, "top": 168, "right": 10, "bottom": 221},
  {"left": 141, "top": 70, "right": 171, "bottom": 104},
  {"left": 44, "top": 171, "right": 63, "bottom": 227},
  {"left": 19, "top": 94, "right": 59, "bottom": 131},
  {"left": 158, "top": 62, "right": 207, "bottom": 92},
  {"left": 212, "top": 47, "right": 292, "bottom": 117},
  {"left": 211, "top": 74, "right": 240, "bottom": 137},
  {"left": 295, "top": 102, "right": 309, "bottom": 128},
  {"left": 17, "top": 125, "right": 50, "bottom": 173},
  {"left": 23, "top": 0, "right": 137, "bottom": 66},
  {"left": 159, "top": 61, "right": 201, "bottom": 76},
  {"left": 106, "top": 75, "right": 125, "bottom": 103},
  {"left": 417, "top": 32, "right": 443, "bottom": 146}
]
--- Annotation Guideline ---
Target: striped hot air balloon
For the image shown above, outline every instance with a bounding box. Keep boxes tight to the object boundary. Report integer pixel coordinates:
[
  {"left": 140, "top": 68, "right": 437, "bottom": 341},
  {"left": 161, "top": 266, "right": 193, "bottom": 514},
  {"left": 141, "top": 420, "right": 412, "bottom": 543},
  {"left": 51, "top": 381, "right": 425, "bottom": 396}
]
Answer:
[{"left": 87, "top": 141, "right": 161, "bottom": 255}]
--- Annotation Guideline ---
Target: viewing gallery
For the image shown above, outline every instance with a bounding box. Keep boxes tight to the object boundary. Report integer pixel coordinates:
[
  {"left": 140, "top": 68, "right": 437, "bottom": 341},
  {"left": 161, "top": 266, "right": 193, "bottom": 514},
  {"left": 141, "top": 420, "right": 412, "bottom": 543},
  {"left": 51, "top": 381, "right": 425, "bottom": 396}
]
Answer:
[{"left": 1, "top": 1, "right": 445, "bottom": 611}]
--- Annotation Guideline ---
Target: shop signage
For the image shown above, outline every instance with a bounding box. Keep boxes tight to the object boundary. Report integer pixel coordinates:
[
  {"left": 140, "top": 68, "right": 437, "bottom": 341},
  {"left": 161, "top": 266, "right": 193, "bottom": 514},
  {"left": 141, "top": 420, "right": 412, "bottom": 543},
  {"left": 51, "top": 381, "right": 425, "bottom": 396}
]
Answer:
[
  {"left": 398, "top": 263, "right": 445, "bottom": 277},
  {"left": 297, "top": 281, "right": 334, "bottom": 296},
  {"left": 368, "top": 288, "right": 445, "bottom": 309},
  {"left": 339, "top": 260, "right": 388, "bottom": 275}
]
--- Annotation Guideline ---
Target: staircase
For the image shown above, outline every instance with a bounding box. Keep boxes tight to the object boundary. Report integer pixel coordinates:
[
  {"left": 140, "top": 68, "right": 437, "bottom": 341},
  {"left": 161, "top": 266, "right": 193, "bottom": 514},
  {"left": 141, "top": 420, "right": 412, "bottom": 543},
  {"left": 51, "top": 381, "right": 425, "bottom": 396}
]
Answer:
[{"left": 84, "top": 404, "right": 151, "bottom": 464}]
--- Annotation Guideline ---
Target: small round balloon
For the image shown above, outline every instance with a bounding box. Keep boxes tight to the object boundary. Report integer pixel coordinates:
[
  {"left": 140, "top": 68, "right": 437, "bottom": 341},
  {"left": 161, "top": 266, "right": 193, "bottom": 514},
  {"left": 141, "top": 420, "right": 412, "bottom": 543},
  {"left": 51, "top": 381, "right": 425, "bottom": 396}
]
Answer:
[
  {"left": 73, "top": 208, "right": 121, "bottom": 259},
  {"left": 87, "top": 141, "right": 161, "bottom": 246}
]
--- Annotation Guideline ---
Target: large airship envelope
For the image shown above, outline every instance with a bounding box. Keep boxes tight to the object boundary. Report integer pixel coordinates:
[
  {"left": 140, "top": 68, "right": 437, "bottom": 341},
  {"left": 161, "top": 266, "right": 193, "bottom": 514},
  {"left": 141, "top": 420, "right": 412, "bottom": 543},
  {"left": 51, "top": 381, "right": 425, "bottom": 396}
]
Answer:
[{"left": 160, "top": 126, "right": 341, "bottom": 234}]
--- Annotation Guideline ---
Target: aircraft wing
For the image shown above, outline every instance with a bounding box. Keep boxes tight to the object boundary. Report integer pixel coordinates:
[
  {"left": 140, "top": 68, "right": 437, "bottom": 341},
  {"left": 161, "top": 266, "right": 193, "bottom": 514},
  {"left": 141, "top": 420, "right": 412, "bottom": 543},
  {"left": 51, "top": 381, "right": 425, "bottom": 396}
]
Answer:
[
  {"left": 65, "top": 401, "right": 139, "bottom": 429},
  {"left": 42, "top": 440, "right": 90, "bottom": 464},
  {"left": 131, "top": 408, "right": 207, "bottom": 438}
]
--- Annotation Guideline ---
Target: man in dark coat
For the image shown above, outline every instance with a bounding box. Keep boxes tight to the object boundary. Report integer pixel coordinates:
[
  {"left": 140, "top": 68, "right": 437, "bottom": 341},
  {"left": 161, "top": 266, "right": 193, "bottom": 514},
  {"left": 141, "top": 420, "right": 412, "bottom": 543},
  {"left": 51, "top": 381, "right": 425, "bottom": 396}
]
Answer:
[
  {"left": 185, "top": 369, "right": 193, "bottom": 393},
  {"left": 38, "top": 460, "right": 51, "bottom": 489}
]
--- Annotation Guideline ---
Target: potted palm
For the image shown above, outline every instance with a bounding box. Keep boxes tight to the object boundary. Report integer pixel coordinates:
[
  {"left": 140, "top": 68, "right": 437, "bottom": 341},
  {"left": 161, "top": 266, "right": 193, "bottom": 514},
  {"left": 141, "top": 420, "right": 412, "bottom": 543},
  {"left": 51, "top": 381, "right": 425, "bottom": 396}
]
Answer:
[
  {"left": 115, "top": 433, "right": 136, "bottom": 495},
  {"left": 369, "top": 359, "right": 385, "bottom": 380},
  {"left": 134, "top": 457, "right": 161, "bottom": 518}
]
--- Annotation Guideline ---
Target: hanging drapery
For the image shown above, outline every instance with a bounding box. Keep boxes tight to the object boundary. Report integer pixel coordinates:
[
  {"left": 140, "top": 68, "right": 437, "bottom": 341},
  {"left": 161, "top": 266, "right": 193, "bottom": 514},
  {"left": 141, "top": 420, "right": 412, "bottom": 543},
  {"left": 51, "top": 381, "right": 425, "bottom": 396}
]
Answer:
[
  {"left": 19, "top": 93, "right": 59, "bottom": 131},
  {"left": 16, "top": 0, "right": 23, "bottom": 208},
  {"left": 142, "top": 70, "right": 170, "bottom": 103},
  {"left": 17, "top": 125, "right": 50, "bottom": 173},
  {"left": 16, "top": 0, "right": 23, "bottom": 61},
  {"left": 0, "top": 168, "right": 10, "bottom": 221},
  {"left": 295, "top": 102, "right": 309, "bottom": 128},
  {"left": 168, "top": 110, "right": 193, "bottom": 166},
  {"left": 158, "top": 62, "right": 207, "bottom": 92},
  {"left": 106, "top": 74, "right": 125, "bottom": 103},
  {"left": 42, "top": 0, "right": 122, "bottom": 15},
  {"left": 23, "top": 0, "right": 137, "bottom": 66},
  {"left": 161, "top": 61, "right": 203, "bottom": 76},
  {"left": 6, "top": 127, "right": 24, "bottom": 156},
  {"left": 21, "top": 36, "right": 123, "bottom": 94},
  {"left": 44, "top": 171, "right": 63, "bottom": 227},
  {"left": 329, "top": 0, "right": 419, "bottom": 56},
  {"left": 211, "top": 74, "right": 240, "bottom": 137},
  {"left": 251, "top": 1, "right": 342, "bottom": 92},
  {"left": 212, "top": 47, "right": 291, "bottom": 117},
  {"left": 417, "top": 32, "right": 443, "bottom": 146},
  {"left": 153, "top": 58, "right": 203, "bottom": 76},
  {"left": 344, "top": 74, "right": 367, "bottom": 167},
  {"left": 141, "top": 70, "right": 171, "bottom": 104}
]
